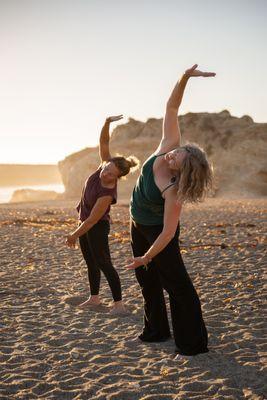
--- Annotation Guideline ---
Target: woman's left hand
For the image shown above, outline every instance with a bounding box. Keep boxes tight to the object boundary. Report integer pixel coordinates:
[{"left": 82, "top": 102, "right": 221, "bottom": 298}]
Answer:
[
  {"left": 66, "top": 234, "right": 77, "bottom": 248},
  {"left": 106, "top": 115, "right": 123, "bottom": 123},
  {"left": 185, "top": 64, "right": 216, "bottom": 78},
  {"left": 126, "top": 256, "right": 147, "bottom": 270}
]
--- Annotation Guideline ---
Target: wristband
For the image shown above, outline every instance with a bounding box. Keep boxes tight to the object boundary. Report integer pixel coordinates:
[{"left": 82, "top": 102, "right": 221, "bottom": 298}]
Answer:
[
  {"left": 146, "top": 253, "right": 153, "bottom": 261},
  {"left": 143, "top": 254, "right": 152, "bottom": 268}
]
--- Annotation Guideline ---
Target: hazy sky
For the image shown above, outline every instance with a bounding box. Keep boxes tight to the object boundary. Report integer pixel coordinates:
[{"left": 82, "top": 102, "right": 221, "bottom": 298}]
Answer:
[{"left": 0, "top": 0, "right": 266, "bottom": 164}]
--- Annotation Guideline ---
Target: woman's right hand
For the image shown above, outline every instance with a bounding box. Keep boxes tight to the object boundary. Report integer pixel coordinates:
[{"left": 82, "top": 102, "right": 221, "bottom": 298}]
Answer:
[
  {"left": 185, "top": 64, "right": 216, "bottom": 78},
  {"left": 126, "top": 256, "right": 148, "bottom": 270},
  {"left": 106, "top": 115, "right": 123, "bottom": 123},
  {"left": 66, "top": 234, "right": 77, "bottom": 248}
]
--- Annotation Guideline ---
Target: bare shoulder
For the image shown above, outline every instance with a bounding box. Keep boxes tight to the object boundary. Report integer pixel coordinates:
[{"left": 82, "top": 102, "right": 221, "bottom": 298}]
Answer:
[{"left": 162, "top": 185, "right": 178, "bottom": 201}]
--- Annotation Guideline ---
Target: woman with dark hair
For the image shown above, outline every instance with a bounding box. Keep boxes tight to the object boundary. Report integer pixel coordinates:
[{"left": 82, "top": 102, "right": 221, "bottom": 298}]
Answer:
[
  {"left": 67, "top": 115, "right": 139, "bottom": 314},
  {"left": 127, "top": 65, "right": 216, "bottom": 357}
]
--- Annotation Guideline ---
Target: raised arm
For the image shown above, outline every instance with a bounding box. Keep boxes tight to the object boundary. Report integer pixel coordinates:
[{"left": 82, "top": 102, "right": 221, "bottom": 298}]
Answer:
[
  {"left": 99, "top": 115, "right": 123, "bottom": 162},
  {"left": 157, "top": 64, "right": 216, "bottom": 153}
]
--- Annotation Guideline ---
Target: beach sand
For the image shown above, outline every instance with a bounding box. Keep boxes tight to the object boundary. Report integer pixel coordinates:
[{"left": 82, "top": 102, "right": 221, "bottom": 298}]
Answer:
[{"left": 0, "top": 198, "right": 266, "bottom": 400}]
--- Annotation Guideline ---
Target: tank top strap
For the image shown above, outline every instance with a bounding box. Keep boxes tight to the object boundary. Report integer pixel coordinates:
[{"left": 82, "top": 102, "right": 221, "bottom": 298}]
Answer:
[
  {"left": 161, "top": 182, "right": 176, "bottom": 195},
  {"left": 155, "top": 152, "right": 167, "bottom": 158}
]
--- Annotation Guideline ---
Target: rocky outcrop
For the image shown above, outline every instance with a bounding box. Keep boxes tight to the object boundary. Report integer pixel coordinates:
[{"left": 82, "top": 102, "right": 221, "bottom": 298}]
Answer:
[
  {"left": 58, "top": 147, "right": 100, "bottom": 199},
  {"left": 58, "top": 111, "right": 267, "bottom": 200}
]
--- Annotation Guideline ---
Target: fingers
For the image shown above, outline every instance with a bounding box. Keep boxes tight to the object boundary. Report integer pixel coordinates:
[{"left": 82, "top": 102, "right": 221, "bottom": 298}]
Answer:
[
  {"left": 190, "top": 63, "right": 198, "bottom": 71},
  {"left": 186, "top": 67, "right": 216, "bottom": 78},
  {"left": 126, "top": 260, "right": 134, "bottom": 268},
  {"left": 65, "top": 238, "right": 76, "bottom": 248},
  {"left": 110, "top": 114, "right": 123, "bottom": 121},
  {"left": 203, "top": 72, "right": 216, "bottom": 77},
  {"left": 191, "top": 71, "right": 216, "bottom": 78},
  {"left": 126, "top": 260, "right": 137, "bottom": 269},
  {"left": 185, "top": 64, "right": 198, "bottom": 74}
]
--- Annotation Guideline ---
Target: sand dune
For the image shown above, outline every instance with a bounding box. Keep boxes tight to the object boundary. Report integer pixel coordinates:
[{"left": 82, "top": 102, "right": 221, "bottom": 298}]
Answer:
[{"left": 0, "top": 199, "right": 266, "bottom": 399}]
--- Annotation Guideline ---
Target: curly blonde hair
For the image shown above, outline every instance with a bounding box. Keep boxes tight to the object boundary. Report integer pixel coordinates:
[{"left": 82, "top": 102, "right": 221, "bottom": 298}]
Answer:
[
  {"left": 175, "top": 143, "right": 213, "bottom": 203},
  {"left": 110, "top": 155, "right": 140, "bottom": 178}
]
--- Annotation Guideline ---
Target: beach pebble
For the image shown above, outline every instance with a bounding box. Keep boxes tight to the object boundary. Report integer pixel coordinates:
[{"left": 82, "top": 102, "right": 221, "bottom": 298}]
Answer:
[{"left": 70, "top": 348, "right": 80, "bottom": 359}]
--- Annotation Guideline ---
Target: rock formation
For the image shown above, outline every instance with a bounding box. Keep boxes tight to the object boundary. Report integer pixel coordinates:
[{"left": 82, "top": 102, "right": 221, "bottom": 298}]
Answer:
[{"left": 58, "top": 111, "right": 267, "bottom": 200}]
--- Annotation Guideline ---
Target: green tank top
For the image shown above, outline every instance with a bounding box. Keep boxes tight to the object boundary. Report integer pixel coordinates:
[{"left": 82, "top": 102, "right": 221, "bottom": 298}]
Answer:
[{"left": 130, "top": 153, "right": 175, "bottom": 225}]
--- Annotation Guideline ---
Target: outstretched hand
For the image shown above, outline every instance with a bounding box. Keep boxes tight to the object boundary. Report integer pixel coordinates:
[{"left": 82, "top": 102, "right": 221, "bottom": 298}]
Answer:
[
  {"left": 126, "top": 256, "right": 147, "bottom": 270},
  {"left": 185, "top": 64, "right": 216, "bottom": 78},
  {"left": 106, "top": 115, "right": 123, "bottom": 123},
  {"left": 66, "top": 234, "right": 77, "bottom": 248}
]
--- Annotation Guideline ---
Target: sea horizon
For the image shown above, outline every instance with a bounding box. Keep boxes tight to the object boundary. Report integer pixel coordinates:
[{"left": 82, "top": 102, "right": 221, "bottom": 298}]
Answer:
[{"left": 0, "top": 183, "right": 65, "bottom": 204}]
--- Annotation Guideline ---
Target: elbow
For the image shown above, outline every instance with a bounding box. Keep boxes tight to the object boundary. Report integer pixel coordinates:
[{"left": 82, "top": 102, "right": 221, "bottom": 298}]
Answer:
[{"left": 85, "top": 216, "right": 98, "bottom": 227}]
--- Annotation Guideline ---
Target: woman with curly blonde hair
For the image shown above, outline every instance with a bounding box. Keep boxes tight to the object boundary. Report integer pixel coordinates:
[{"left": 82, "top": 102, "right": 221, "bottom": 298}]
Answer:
[
  {"left": 127, "top": 64, "right": 215, "bottom": 358},
  {"left": 66, "top": 115, "right": 139, "bottom": 314}
]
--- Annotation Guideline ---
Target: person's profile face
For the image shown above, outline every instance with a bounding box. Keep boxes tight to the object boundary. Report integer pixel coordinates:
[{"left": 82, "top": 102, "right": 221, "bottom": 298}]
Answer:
[
  {"left": 164, "top": 148, "right": 187, "bottom": 170},
  {"left": 100, "top": 161, "right": 120, "bottom": 183}
]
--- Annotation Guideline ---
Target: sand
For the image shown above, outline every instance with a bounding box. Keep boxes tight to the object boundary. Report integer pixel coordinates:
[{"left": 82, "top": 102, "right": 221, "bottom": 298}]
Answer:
[{"left": 0, "top": 198, "right": 266, "bottom": 400}]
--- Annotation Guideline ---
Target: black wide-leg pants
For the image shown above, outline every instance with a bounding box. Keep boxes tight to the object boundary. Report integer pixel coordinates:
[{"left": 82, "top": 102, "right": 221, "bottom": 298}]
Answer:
[
  {"left": 79, "top": 220, "right": 122, "bottom": 302},
  {"left": 131, "top": 219, "right": 208, "bottom": 355}
]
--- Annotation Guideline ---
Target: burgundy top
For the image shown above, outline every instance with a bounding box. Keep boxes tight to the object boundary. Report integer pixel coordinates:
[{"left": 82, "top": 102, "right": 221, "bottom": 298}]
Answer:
[{"left": 76, "top": 167, "right": 117, "bottom": 222}]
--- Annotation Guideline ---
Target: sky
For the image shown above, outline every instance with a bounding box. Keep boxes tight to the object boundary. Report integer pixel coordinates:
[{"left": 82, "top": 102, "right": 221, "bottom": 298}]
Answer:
[{"left": 0, "top": 0, "right": 266, "bottom": 164}]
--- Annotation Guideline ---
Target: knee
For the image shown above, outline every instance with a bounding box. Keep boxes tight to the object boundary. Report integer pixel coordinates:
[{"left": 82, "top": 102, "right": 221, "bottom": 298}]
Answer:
[{"left": 100, "top": 262, "right": 118, "bottom": 277}]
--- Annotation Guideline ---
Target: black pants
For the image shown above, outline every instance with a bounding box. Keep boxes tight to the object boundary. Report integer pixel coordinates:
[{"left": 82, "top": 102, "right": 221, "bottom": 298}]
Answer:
[
  {"left": 79, "top": 220, "right": 122, "bottom": 302},
  {"left": 131, "top": 219, "right": 208, "bottom": 355}
]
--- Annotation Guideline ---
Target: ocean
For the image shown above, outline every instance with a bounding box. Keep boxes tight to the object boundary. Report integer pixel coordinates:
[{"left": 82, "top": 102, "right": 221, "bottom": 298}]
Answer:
[{"left": 0, "top": 183, "right": 65, "bottom": 204}]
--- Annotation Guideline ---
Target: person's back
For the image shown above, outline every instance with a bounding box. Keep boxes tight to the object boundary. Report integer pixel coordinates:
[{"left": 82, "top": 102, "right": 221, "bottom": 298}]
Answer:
[{"left": 131, "top": 153, "right": 166, "bottom": 225}]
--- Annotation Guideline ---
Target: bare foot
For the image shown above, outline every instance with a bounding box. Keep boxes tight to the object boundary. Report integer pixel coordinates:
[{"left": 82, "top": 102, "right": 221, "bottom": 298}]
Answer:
[
  {"left": 78, "top": 297, "right": 102, "bottom": 308},
  {"left": 173, "top": 354, "right": 193, "bottom": 362},
  {"left": 124, "top": 336, "right": 145, "bottom": 348},
  {"left": 110, "top": 303, "right": 128, "bottom": 315}
]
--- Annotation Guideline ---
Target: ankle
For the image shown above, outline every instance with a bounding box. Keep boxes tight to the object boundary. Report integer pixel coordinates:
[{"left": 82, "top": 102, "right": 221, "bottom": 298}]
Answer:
[{"left": 90, "top": 295, "right": 100, "bottom": 301}]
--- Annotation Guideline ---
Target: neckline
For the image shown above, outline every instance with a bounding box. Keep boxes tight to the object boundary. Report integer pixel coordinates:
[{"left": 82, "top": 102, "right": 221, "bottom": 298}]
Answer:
[
  {"left": 97, "top": 166, "right": 117, "bottom": 190},
  {"left": 154, "top": 152, "right": 167, "bottom": 158},
  {"left": 99, "top": 172, "right": 117, "bottom": 190},
  {"left": 100, "top": 180, "right": 117, "bottom": 190}
]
